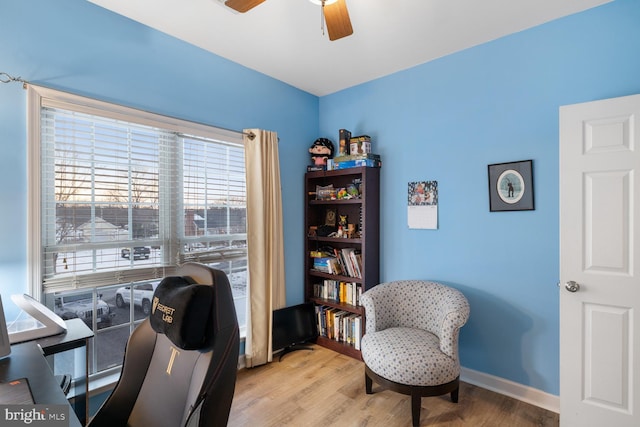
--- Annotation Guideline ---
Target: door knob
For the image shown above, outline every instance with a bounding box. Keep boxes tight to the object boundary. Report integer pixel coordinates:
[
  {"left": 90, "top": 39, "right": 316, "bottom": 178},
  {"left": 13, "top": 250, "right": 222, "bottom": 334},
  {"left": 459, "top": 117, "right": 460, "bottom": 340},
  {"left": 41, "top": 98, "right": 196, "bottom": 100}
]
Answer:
[{"left": 565, "top": 281, "right": 580, "bottom": 293}]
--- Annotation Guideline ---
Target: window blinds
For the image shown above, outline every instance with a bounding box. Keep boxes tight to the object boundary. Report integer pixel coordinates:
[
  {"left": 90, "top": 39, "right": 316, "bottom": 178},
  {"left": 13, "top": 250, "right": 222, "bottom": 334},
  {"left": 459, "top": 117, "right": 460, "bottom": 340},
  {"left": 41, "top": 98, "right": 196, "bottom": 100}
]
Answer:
[
  {"left": 39, "top": 104, "right": 246, "bottom": 292},
  {"left": 180, "top": 135, "right": 247, "bottom": 265}
]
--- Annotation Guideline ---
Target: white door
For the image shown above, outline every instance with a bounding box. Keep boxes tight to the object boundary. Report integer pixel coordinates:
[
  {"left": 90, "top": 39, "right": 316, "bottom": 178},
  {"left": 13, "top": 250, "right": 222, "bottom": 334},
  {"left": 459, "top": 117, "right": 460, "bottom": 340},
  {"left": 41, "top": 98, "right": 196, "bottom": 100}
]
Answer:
[{"left": 560, "top": 94, "right": 640, "bottom": 426}]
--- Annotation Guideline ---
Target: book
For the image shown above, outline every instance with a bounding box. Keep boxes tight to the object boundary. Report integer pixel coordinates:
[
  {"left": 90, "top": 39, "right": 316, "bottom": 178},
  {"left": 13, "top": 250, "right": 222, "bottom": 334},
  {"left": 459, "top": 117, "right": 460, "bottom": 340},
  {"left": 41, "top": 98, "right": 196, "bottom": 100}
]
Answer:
[
  {"left": 340, "top": 248, "right": 355, "bottom": 277},
  {"left": 0, "top": 378, "right": 35, "bottom": 405},
  {"left": 326, "top": 257, "right": 342, "bottom": 275},
  {"left": 313, "top": 257, "right": 332, "bottom": 273},
  {"left": 352, "top": 251, "right": 363, "bottom": 278},
  {"left": 354, "top": 316, "right": 362, "bottom": 350},
  {"left": 333, "top": 310, "right": 348, "bottom": 342},
  {"left": 349, "top": 135, "right": 371, "bottom": 143},
  {"left": 333, "top": 248, "right": 346, "bottom": 274},
  {"left": 333, "top": 159, "right": 381, "bottom": 170},
  {"left": 347, "top": 313, "right": 359, "bottom": 346},
  {"left": 339, "top": 248, "right": 362, "bottom": 278},
  {"left": 315, "top": 305, "right": 326, "bottom": 337},
  {"left": 333, "top": 153, "right": 381, "bottom": 163},
  {"left": 325, "top": 307, "right": 340, "bottom": 340}
]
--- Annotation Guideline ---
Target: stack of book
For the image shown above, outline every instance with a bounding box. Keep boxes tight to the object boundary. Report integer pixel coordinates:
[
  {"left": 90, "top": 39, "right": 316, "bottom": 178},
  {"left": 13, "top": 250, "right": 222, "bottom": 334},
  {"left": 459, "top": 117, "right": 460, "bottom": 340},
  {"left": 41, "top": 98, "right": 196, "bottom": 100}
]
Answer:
[
  {"left": 331, "top": 153, "right": 381, "bottom": 170},
  {"left": 313, "top": 280, "right": 362, "bottom": 306},
  {"left": 312, "top": 248, "right": 363, "bottom": 279},
  {"left": 315, "top": 305, "right": 363, "bottom": 350},
  {"left": 335, "top": 247, "right": 362, "bottom": 279},
  {"left": 312, "top": 257, "right": 342, "bottom": 275}
]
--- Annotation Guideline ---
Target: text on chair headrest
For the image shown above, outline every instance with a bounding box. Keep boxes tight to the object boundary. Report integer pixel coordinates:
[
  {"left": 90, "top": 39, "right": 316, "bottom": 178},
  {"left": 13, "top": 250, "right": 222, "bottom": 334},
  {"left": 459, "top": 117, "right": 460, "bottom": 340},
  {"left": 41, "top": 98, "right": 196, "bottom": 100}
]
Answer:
[{"left": 149, "top": 276, "right": 214, "bottom": 350}]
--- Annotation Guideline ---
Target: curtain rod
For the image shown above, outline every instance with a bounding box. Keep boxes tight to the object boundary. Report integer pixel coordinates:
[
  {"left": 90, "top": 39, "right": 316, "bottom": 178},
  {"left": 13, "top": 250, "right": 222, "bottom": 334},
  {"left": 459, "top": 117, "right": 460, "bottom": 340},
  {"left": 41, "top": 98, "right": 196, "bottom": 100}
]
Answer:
[
  {"left": 0, "top": 72, "right": 28, "bottom": 88},
  {"left": 1, "top": 71, "right": 256, "bottom": 140}
]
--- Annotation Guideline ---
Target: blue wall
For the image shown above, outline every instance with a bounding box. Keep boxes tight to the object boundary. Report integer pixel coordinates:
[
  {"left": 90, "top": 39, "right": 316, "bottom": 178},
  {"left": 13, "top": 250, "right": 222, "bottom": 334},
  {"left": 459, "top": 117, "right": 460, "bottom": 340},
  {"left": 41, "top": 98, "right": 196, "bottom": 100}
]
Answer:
[
  {"left": 2, "top": 0, "right": 639, "bottom": 398},
  {"left": 319, "top": 0, "right": 640, "bottom": 395},
  {"left": 0, "top": 0, "right": 316, "bottom": 318}
]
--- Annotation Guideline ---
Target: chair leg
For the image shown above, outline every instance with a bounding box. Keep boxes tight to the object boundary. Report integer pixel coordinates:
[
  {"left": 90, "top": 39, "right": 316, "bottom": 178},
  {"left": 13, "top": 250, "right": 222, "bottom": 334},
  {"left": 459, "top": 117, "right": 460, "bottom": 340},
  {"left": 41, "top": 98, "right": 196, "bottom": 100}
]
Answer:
[
  {"left": 411, "top": 392, "right": 421, "bottom": 427},
  {"left": 365, "top": 371, "right": 373, "bottom": 394},
  {"left": 451, "top": 386, "right": 459, "bottom": 403}
]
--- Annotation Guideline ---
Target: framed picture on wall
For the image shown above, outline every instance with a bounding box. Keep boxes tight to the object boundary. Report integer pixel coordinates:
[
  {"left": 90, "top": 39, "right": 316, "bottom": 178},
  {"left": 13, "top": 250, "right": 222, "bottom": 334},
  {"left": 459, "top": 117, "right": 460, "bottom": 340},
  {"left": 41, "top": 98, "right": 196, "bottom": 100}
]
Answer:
[{"left": 487, "top": 160, "right": 534, "bottom": 212}]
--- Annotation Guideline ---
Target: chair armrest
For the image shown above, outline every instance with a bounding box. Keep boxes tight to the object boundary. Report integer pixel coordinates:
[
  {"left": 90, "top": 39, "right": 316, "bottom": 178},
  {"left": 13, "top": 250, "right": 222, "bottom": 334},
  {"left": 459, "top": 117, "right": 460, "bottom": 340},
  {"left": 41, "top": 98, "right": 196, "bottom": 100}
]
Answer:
[
  {"left": 438, "top": 304, "right": 469, "bottom": 359},
  {"left": 360, "top": 284, "right": 400, "bottom": 333},
  {"left": 435, "top": 286, "right": 470, "bottom": 359},
  {"left": 360, "top": 292, "right": 377, "bottom": 334}
]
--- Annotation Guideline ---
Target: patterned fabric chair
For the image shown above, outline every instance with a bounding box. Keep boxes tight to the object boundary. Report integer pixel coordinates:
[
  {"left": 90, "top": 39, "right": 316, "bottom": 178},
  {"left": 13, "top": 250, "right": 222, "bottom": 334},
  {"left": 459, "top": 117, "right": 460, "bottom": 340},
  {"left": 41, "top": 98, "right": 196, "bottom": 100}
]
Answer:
[{"left": 360, "top": 280, "right": 470, "bottom": 427}]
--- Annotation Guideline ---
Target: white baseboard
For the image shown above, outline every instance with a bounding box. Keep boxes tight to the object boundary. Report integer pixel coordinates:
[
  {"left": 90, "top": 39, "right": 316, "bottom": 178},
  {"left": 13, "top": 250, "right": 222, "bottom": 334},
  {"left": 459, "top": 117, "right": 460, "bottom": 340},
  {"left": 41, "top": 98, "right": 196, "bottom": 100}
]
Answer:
[
  {"left": 460, "top": 367, "right": 559, "bottom": 414},
  {"left": 237, "top": 354, "right": 246, "bottom": 370}
]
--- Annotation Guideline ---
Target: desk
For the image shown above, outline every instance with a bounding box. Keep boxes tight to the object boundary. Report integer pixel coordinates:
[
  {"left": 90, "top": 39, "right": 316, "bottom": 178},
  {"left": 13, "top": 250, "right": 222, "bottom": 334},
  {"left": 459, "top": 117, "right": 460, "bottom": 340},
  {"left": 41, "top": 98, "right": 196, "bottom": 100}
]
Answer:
[
  {"left": 0, "top": 341, "right": 82, "bottom": 427},
  {"left": 36, "top": 319, "right": 93, "bottom": 425}
]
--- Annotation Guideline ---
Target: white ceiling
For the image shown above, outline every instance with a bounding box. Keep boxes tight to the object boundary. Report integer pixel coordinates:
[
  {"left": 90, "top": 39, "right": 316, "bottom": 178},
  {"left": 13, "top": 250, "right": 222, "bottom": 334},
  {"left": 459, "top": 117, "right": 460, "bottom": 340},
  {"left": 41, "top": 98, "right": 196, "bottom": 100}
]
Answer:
[{"left": 88, "top": 0, "right": 612, "bottom": 96}]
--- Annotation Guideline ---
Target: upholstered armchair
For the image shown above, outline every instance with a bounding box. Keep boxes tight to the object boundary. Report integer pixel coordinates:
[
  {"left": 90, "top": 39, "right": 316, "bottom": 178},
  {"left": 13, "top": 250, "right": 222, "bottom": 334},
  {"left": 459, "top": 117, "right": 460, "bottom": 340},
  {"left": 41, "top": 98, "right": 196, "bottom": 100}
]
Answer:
[{"left": 360, "top": 280, "right": 470, "bottom": 427}]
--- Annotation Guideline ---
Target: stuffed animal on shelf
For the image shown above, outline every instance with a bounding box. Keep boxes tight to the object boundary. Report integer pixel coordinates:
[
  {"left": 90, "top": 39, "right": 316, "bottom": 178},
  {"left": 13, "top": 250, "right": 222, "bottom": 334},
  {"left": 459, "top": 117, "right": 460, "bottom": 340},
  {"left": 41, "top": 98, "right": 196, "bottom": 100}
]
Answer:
[{"left": 309, "top": 138, "right": 335, "bottom": 166}]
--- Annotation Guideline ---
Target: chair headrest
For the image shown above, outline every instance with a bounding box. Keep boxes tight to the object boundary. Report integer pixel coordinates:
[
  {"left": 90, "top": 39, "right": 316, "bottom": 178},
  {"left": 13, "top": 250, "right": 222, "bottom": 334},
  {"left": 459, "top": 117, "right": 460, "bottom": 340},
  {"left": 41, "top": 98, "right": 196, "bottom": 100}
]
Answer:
[{"left": 149, "top": 276, "right": 214, "bottom": 350}]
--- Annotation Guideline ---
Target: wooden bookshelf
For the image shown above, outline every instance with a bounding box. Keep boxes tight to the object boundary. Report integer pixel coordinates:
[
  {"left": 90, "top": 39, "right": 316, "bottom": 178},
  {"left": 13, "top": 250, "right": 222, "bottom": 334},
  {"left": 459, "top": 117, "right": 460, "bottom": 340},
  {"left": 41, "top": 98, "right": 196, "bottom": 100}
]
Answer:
[{"left": 304, "top": 167, "right": 380, "bottom": 360}]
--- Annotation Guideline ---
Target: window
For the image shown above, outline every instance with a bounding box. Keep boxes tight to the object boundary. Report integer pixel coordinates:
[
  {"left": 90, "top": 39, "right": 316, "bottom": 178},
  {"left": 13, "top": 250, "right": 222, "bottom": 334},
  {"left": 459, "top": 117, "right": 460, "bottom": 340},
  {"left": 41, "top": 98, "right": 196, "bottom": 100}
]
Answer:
[{"left": 28, "top": 86, "right": 247, "bottom": 378}]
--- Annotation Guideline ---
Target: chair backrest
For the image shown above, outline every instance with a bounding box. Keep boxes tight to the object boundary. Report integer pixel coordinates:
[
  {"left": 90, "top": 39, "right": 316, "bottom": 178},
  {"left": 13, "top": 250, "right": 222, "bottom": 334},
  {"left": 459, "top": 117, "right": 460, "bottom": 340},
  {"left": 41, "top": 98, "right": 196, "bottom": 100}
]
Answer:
[
  {"left": 361, "top": 280, "right": 469, "bottom": 358},
  {"left": 89, "top": 263, "right": 239, "bottom": 427}
]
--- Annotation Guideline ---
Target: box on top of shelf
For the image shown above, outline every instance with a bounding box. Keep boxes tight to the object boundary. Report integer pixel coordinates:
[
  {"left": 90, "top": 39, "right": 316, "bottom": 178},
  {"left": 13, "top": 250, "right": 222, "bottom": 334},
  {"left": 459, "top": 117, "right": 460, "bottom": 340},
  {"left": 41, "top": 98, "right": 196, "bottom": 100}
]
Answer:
[
  {"left": 333, "top": 153, "right": 380, "bottom": 163},
  {"left": 338, "top": 129, "right": 351, "bottom": 156},
  {"left": 328, "top": 153, "right": 381, "bottom": 170},
  {"left": 350, "top": 135, "right": 371, "bottom": 155},
  {"left": 333, "top": 158, "right": 381, "bottom": 170}
]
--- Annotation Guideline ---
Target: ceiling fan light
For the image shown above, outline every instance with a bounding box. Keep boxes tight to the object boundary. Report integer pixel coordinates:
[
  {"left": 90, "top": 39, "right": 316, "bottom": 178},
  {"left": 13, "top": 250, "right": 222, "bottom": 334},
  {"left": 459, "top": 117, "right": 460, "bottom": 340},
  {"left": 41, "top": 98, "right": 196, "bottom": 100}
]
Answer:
[{"left": 309, "top": 0, "right": 338, "bottom": 5}]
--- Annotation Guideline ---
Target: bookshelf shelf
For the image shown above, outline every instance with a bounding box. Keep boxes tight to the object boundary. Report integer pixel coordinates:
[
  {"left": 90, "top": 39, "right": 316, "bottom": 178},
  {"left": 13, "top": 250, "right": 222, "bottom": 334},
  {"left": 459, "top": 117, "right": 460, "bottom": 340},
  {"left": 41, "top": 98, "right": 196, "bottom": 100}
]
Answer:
[
  {"left": 307, "top": 236, "right": 362, "bottom": 244},
  {"left": 315, "top": 336, "right": 362, "bottom": 360},
  {"left": 309, "top": 297, "right": 365, "bottom": 316},
  {"left": 304, "top": 166, "right": 380, "bottom": 360},
  {"left": 309, "top": 270, "right": 364, "bottom": 284},
  {"left": 308, "top": 199, "right": 363, "bottom": 206}
]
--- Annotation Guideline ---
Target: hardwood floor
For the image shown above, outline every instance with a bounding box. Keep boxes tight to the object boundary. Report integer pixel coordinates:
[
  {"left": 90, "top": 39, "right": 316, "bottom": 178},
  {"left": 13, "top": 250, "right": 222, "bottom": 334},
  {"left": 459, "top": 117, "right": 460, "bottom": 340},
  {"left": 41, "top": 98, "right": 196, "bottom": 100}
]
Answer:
[{"left": 228, "top": 345, "right": 559, "bottom": 427}]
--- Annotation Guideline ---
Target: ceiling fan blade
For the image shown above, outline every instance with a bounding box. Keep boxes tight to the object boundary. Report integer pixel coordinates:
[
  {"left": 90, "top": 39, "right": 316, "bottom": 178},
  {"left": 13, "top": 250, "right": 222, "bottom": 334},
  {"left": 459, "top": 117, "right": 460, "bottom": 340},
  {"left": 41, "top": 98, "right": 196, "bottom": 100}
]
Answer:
[
  {"left": 225, "top": 0, "right": 266, "bottom": 13},
  {"left": 324, "top": 0, "right": 353, "bottom": 41}
]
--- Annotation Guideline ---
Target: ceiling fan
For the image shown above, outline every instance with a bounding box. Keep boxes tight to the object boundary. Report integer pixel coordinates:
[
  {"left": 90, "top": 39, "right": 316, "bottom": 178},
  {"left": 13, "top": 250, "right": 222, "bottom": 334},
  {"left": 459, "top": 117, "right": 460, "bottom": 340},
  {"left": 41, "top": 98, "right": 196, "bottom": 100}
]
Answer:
[{"left": 224, "top": 0, "right": 353, "bottom": 41}]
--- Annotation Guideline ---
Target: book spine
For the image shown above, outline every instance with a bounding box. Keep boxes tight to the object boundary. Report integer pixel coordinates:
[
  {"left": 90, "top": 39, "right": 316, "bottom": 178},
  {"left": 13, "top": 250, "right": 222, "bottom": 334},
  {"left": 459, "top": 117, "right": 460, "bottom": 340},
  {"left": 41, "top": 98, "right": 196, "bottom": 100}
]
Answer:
[
  {"left": 333, "top": 159, "right": 381, "bottom": 170},
  {"left": 354, "top": 316, "right": 362, "bottom": 350},
  {"left": 333, "top": 153, "right": 381, "bottom": 163}
]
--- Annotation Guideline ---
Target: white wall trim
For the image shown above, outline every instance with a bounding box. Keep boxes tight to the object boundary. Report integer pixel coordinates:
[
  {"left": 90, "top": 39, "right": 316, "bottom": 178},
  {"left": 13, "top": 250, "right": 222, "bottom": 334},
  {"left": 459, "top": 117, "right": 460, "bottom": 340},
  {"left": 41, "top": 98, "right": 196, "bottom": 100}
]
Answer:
[
  {"left": 26, "top": 85, "right": 43, "bottom": 301},
  {"left": 460, "top": 366, "right": 559, "bottom": 414},
  {"left": 237, "top": 354, "right": 246, "bottom": 370}
]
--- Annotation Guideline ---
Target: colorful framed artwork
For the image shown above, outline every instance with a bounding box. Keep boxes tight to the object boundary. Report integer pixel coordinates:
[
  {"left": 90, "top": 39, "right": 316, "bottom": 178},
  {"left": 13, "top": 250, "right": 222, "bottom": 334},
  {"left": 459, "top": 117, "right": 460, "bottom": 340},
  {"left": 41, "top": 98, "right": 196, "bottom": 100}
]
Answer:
[{"left": 487, "top": 160, "right": 534, "bottom": 212}]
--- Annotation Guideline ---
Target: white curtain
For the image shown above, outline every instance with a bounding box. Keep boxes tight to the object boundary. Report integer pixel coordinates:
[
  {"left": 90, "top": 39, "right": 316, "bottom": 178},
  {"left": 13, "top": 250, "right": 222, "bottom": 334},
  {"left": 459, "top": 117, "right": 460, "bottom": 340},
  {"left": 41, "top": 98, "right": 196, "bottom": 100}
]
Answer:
[{"left": 243, "top": 129, "right": 286, "bottom": 367}]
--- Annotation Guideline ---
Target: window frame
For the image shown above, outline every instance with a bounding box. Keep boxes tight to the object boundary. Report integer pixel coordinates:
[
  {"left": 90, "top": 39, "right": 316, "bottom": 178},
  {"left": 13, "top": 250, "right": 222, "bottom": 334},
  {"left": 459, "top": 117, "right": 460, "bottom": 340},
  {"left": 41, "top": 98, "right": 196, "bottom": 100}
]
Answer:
[
  {"left": 28, "top": 85, "right": 245, "bottom": 298},
  {"left": 27, "top": 87, "right": 248, "bottom": 381}
]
